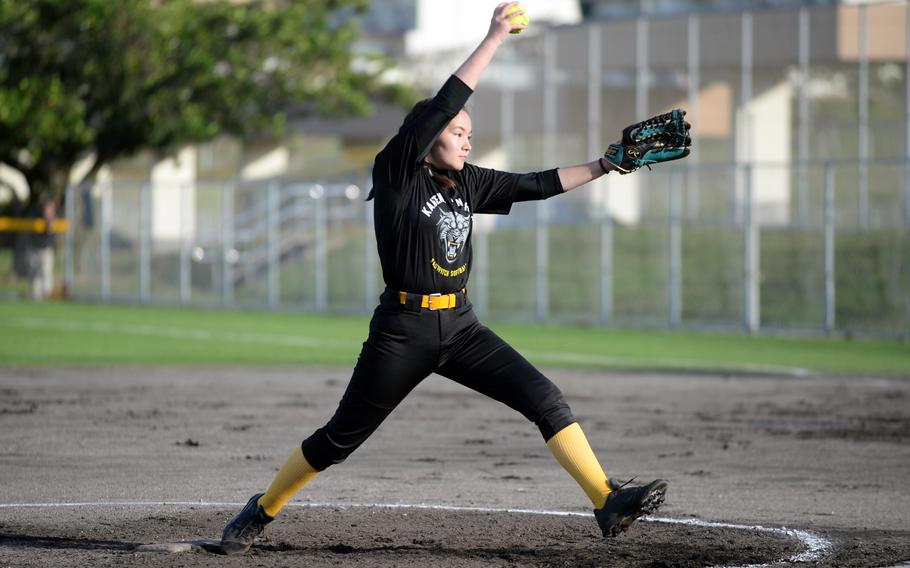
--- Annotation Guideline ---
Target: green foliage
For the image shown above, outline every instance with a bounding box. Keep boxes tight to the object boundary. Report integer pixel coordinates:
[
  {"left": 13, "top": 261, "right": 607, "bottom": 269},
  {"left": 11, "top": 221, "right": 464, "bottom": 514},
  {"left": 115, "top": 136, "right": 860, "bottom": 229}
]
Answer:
[{"left": 0, "top": 0, "right": 403, "bottom": 203}]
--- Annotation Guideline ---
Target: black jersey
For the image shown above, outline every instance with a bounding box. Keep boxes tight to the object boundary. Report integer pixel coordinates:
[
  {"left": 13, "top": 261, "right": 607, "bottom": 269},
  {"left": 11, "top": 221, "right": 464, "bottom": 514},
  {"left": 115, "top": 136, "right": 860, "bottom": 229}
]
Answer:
[{"left": 371, "top": 75, "right": 563, "bottom": 295}]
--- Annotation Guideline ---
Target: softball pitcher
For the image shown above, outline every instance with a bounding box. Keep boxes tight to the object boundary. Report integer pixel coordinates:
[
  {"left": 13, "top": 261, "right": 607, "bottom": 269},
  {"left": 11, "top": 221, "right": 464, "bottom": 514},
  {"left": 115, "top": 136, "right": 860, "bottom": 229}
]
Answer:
[{"left": 221, "top": 2, "right": 691, "bottom": 554}]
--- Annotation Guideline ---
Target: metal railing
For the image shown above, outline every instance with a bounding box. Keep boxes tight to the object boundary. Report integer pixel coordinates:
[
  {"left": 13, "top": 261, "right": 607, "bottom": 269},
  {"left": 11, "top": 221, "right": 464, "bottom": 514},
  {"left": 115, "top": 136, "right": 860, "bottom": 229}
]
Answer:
[{"left": 62, "top": 158, "right": 910, "bottom": 338}]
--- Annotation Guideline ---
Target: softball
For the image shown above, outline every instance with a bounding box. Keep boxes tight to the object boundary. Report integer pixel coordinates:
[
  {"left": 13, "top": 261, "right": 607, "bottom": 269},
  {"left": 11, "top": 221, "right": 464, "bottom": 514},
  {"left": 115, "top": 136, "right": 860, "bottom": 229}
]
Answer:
[{"left": 505, "top": 3, "right": 529, "bottom": 34}]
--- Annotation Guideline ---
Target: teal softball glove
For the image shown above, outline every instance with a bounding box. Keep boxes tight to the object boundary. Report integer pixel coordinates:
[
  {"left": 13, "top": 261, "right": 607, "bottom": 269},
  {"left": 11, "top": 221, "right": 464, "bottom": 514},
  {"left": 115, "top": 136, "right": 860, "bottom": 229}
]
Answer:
[{"left": 604, "top": 109, "right": 692, "bottom": 174}]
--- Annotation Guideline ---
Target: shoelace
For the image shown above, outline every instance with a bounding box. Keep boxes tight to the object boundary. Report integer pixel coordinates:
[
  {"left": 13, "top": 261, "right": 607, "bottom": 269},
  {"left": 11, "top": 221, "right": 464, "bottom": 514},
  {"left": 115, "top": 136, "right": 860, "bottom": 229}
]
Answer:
[{"left": 600, "top": 476, "right": 638, "bottom": 508}]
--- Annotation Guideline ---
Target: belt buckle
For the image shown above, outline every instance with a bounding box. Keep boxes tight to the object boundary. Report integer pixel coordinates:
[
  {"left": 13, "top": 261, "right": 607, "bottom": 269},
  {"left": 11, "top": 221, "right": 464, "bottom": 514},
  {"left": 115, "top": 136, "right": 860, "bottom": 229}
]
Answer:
[{"left": 427, "top": 292, "right": 443, "bottom": 310}]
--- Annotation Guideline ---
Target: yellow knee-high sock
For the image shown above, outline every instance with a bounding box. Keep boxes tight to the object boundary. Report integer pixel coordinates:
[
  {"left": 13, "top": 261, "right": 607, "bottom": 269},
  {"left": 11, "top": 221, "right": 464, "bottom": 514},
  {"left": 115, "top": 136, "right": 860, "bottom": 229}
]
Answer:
[
  {"left": 546, "top": 422, "right": 611, "bottom": 509},
  {"left": 257, "top": 446, "right": 320, "bottom": 518}
]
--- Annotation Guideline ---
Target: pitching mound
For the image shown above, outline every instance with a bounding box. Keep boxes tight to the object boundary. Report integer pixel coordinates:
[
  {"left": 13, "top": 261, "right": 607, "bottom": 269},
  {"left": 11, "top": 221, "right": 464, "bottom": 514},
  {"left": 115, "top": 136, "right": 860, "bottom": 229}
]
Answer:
[{"left": 1, "top": 504, "right": 811, "bottom": 568}]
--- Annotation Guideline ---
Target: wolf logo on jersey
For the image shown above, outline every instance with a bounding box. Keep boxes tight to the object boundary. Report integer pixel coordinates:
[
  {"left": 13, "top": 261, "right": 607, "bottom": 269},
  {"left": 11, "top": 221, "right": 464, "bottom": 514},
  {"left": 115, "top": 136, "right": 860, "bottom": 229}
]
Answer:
[{"left": 437, "top": 210, "right": 470, "bottom": 263}]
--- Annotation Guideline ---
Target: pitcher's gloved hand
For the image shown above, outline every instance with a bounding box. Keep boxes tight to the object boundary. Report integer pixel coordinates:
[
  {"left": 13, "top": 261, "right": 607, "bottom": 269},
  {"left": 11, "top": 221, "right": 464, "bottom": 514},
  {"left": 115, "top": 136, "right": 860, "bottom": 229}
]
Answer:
[{"left": 604, "top": 109, "right": 692, "bottom": 174}]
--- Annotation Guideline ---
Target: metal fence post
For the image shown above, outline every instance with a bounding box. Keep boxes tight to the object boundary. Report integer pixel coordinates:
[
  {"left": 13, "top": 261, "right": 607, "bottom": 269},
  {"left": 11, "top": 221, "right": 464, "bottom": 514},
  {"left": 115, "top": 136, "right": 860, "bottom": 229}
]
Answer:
[
  {"left": 600, "top": 211, "right": 613, "bottom": 325},
  {"left": 267, "top": 181, "right": 280, "bottom": 309},
  {"left": 315, "top": 184, "right": 327, "bottom": 312},
  {"left": 823, "top": 162, "right": 836, "bottom": 334},
  {"left": 497, "top": 44, "right": 514, "bottom": 320},
  {"left": 739, "top": 11, "right": 753, "bottom": 168},
  {"left": 222, "top": 181, "right": 234, "bottom": 306},
  {"left": 797, "top": 7, "right": 811, "bottom": 227},
  {"left": 535, "top": 168, "right": 549, "bottom": 321},
  {"left": 501, "top": 44, "right": 515, "bottom": 172},
  {"left": 858, "top": 3, "right": 869, "bottom": 230},
  {"left": 101, "top": 181, "right": 111, "bottom": 301},
  {"left": 588, "top": 25, "right": 602, "bottom": 174},
  {"left": 589, "top": 23, "right": 612, "bottom": 325},
  {"left": 734, "top": 12, "right": 753, "bottom": 229},
  {"left": 139, "top": 182, "right": 151, "bottom": 304},
  {"left": 669, "top": 170, "right": 683, "bottom": 327},
  {"left": 538, "top": 31, "right": 556, "bottom": 321},
  {"left": 364, "top": 185, "right": 377, "bottom": 311},
  {"left": 686, "top": 13, "right": 700, "bottom": 222},
  {"left": 743, "top": 164, "right": 759, "bottom": 333},
  {"left": 636, "top": 16, "right": 649, "bottom": 119},
  {"left": 499, "top": 43, "right": 514, "bottom": 321},
  {"left": 64, "top": 184, "right": 74, "bottom": 294},
  {"left": 179, "top": 182, "right": 191, "bottom": 305}
]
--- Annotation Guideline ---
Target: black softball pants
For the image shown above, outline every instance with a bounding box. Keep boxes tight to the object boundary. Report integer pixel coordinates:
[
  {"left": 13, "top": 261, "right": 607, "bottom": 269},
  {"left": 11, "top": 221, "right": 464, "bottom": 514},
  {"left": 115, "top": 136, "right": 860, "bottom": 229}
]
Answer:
[{"left": 301, "top": 289, "right": 575, "bottom": 471}]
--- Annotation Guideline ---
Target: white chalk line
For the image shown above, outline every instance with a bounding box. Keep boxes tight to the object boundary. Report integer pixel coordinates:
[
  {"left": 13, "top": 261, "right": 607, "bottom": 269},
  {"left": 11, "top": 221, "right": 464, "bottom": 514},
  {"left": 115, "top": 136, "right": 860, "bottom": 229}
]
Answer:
[
  {"left": 3, "top": 316, "right": 814, "bottom": 376},
  {"left": 0, "top": 500, "right": 830, "bottom": 567}
]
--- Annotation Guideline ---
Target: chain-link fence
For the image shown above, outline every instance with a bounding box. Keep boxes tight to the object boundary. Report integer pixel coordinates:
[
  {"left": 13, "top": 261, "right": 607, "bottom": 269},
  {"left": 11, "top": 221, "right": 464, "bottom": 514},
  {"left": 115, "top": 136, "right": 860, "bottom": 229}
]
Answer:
[
  {"left": 62, "top": 157, "right": 910, "bottom": 337},
  {"left": 47, "top": 2, "right": 910, "bottom": 337}
]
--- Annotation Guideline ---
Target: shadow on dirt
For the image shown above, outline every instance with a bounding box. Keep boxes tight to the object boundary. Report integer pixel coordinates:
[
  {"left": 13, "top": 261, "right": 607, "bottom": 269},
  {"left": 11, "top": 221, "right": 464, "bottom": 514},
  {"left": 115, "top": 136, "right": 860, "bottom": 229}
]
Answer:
[{"left": 0, "top": 533, "right": 138, "bottom": 552}]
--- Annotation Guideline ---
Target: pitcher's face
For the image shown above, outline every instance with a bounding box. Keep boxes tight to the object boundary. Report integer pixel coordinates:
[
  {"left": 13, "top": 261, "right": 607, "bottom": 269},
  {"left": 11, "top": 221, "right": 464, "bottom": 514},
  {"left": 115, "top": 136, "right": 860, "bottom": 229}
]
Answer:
[{"left": 427, "top": 110, "right": 472, "bottom": 171}]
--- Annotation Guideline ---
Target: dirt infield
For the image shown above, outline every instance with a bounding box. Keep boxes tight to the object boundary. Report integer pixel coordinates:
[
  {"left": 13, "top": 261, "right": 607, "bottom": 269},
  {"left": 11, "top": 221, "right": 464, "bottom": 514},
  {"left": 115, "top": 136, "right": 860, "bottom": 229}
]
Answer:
[{"left": 1, "top": 366, "right": 909, "bottom": 567}]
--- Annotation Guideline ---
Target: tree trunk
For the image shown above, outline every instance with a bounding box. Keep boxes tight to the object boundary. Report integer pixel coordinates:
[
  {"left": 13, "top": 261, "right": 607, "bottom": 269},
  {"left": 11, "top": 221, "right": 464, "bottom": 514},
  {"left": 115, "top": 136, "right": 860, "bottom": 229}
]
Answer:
[
  {"left": 25, "top": 164, "right": 70, "bottom": 210},
  {"left": 20, "top": 162, "right": 71, "bottom": 300}
]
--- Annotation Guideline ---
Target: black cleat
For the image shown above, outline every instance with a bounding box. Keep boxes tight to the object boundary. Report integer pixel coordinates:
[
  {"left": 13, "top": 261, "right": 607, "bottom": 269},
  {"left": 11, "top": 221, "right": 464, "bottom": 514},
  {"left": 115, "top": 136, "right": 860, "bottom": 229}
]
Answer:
[
  {"left": 594, "top": 478, "right": 668, "bottom": 537},
  {"left": 220, "top": 493, "right": 274, "bottom": 555}
]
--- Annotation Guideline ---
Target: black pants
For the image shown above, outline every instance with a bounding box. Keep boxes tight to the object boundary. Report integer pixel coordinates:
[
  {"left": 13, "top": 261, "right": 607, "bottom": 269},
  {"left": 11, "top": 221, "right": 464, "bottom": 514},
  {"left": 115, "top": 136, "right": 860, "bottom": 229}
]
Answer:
[{"left": 301, "top": 289, "right": 575, "bottom": 471}]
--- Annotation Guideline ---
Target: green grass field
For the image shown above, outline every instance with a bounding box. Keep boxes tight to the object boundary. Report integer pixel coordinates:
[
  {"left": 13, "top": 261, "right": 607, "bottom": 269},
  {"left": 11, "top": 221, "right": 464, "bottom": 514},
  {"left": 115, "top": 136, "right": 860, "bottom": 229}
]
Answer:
[{"left": 1, "top": 300, "right": 907, "bottom": 376}]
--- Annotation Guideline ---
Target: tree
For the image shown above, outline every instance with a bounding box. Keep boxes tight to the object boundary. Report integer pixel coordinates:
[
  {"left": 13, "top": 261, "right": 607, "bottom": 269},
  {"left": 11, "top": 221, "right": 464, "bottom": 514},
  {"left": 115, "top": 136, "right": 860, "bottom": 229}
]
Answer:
[{"left": 0, "top": 0, "right": 407, "bottom": 207}]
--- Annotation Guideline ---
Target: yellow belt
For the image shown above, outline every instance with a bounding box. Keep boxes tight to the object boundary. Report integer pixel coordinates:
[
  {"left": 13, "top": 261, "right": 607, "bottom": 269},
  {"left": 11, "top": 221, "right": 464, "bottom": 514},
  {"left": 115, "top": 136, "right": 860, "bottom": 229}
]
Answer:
[{"left": 398, "top": 289, "right": 465, "bottom": 310}]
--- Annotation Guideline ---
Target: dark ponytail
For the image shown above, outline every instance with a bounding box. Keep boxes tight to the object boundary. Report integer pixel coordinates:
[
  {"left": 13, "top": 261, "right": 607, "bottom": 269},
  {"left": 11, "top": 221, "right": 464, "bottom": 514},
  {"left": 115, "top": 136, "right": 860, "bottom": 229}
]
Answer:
[{"left": 424, "top": 164, "right": 457, "bottom": 190}]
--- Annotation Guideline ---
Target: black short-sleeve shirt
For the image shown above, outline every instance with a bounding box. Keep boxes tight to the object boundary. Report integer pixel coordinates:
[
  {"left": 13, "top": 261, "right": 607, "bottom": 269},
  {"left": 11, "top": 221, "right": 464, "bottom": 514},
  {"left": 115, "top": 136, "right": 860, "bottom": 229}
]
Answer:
[{"left": 371, "top": 75, "right": 563, "bottom": 295}]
